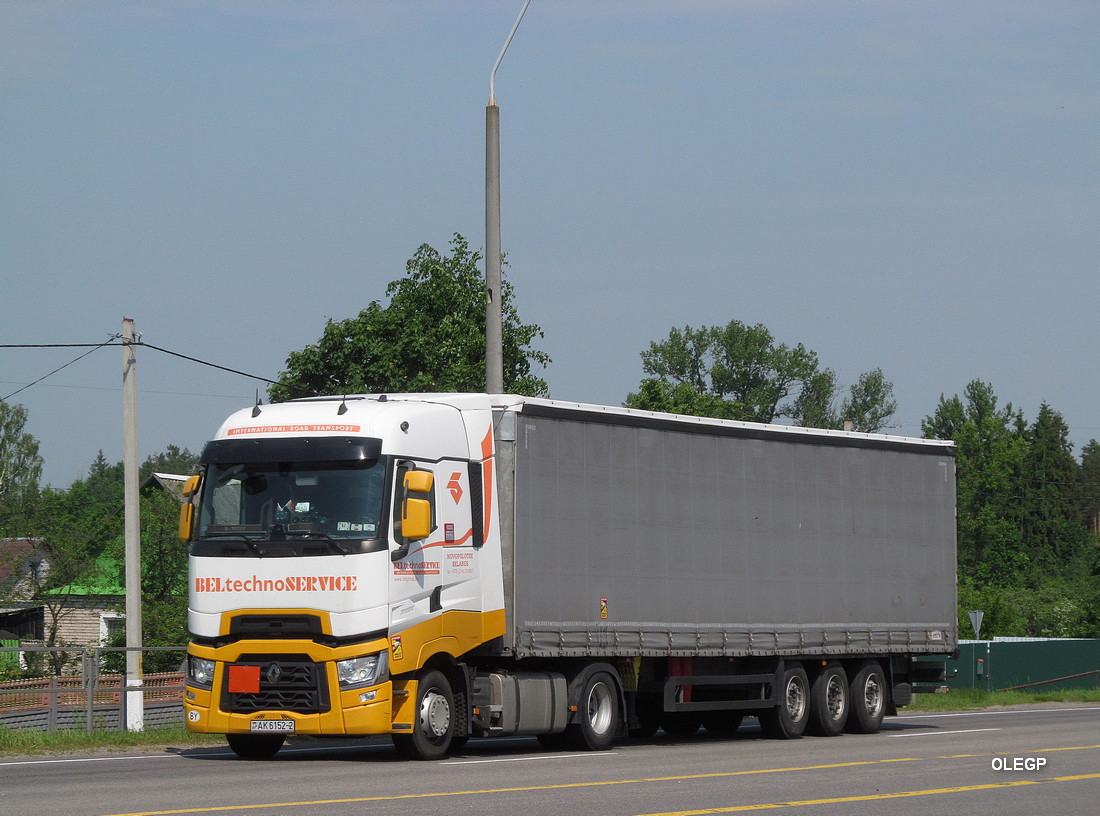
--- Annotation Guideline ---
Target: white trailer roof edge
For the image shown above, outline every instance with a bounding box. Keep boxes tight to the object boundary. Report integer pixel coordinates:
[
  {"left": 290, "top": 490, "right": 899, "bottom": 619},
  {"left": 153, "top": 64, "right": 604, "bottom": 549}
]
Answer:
[
  {"left": 490, "top": 394, "right": 953, "bottom": 455},
  {"left": 289, "top": 393, "right": 953, "bottom": 455}
]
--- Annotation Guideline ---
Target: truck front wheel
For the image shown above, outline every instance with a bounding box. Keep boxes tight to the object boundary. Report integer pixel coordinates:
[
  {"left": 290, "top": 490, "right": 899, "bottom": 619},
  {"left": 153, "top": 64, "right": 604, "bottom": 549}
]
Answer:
[
  {"left": 568, "top": 671, "right": 619, "bottom": 751},
  {"left": 226, "top": 733, "right": 285, "bottom": 760},
  {"left": 758, "top": 664, "right": 809, "bottom": 740},
  {"left": 393, "top": 670, "right": 454, "bottom": 760}
]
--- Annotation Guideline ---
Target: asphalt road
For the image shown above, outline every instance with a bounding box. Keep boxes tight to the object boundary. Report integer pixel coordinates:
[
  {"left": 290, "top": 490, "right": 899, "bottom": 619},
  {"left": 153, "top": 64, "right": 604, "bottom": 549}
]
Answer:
[{"left": 2, "top": 705, "right": 1098, "bottom": 816}]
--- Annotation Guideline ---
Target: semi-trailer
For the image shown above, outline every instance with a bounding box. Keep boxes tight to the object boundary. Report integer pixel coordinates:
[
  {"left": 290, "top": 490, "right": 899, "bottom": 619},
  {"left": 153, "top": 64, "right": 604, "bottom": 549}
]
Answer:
[{"left": 180, "top": 393, "right": 957, "bottom": 759}]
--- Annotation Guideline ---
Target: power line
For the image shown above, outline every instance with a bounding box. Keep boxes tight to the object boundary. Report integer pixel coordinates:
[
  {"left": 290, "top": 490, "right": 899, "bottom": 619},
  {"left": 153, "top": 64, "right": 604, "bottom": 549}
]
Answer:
[
  {"left": 2, "top": 339, "right": 308, "bottom": 399},
  {"left": 1, "top": 341, "right": 116, "bottom": 401},
  {"left": 0, "top": 381, "right": 251, "bottom": 399},
  {"left": 133, "top": 341, "right": 283, "bottom": 387}
]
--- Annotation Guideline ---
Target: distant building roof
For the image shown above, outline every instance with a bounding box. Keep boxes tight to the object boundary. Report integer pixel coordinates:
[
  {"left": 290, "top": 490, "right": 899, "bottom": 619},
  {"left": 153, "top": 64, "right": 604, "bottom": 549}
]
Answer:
[
  {"left": 0, "top": 539, "right": 44, "bottom": 586},
  {"left": 141, "top": 472, "right": 191, "bottom": 501}
]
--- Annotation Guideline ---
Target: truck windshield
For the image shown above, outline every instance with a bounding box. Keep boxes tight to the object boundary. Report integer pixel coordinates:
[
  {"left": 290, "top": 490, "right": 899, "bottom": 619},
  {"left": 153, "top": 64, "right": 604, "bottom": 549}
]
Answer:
[{"left": 196, "top": 459, "right": 387, "bottom": 555}]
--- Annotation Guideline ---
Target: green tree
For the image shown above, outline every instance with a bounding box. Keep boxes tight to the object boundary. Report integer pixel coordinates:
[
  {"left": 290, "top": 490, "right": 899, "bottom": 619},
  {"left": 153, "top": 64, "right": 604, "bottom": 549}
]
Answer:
[
  {"left": 626, "top": 320, "right": 897, "bottom": 431},
  {"left": 140, "top": 444, "right": 199, "bottom": 480},
  {"left": 1019, "top": 404, "right": 1085, "bottom": 568},
  {"left": 269, "top": 235, "right": 550, "bottom": 401},
  {"left": 16, "top": 447, "right": 197, "bottom": 672},
  {"left": 922, "top": 381, "right": 1027, "bottom": 585},
  {"left": 20, "top": 480, "right": 118, "bottom": 673},
  {"left": 924, "top": 384, "right": 1099, "bottom": 638},
  {"left": 838, "top": 368, "right": 898, "bottom": 434},
  {"left": 1077, "top": 439, "right": 1100, "bottom": 537},
  {"left": 0, "top": 400, "right": 43, "bottom": 532},
  {"left": 103, "top": 488, "right": 190, "bottom": 670}
]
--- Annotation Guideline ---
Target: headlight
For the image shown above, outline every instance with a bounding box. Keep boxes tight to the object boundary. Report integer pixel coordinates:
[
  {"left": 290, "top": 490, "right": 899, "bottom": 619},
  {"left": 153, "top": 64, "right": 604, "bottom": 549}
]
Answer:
[
  {"left": 188, "top": 656, "right": 216, "bottom": 689},
  {"left": 336, "top": 651, "right": 388, "bottom": 689}
]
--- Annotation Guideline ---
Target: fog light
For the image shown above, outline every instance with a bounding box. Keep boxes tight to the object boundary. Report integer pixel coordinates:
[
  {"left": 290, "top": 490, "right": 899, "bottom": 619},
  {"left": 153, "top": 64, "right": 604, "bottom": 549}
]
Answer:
[{"left": 359, "top": 690, "right": 376, "bottom": 703}]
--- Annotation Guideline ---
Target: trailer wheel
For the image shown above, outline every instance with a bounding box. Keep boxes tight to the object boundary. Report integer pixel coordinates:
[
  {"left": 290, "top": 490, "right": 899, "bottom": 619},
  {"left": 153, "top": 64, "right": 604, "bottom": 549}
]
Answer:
[
  {"left": 807, "top": 665, "right": 848, "bottom": 736},
  {"left": 568, "top": 671, "right": 619, "bottom": 751},
  {"left": 845, "top": 661, "right": 886, "bottom": 734},
  {"left": 226, "top": 733, "right": 285, "bottom": 760},
  {"left": 393, "top": 670, "right": 454, "bottom": 760},
  {"left": 758, "top": 664, "right": 809, "bottom": 739}
]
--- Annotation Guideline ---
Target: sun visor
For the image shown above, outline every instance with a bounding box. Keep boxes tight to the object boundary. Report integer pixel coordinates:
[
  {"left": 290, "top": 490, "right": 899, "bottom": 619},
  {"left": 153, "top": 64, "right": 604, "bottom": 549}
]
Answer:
[{"left": 200, "top": 436, "right": 384, "bottom": 465}]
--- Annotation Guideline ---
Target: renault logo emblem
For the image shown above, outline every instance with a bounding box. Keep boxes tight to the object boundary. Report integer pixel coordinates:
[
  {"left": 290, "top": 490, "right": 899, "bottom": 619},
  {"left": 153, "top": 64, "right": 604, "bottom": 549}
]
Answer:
[{"left": 266, "top": 663, "right": 282, "bottom": 684}]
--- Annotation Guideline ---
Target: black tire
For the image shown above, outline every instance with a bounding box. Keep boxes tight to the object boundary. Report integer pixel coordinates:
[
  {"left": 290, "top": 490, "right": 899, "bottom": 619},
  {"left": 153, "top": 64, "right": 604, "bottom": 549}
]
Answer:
[
  {"left": 226, "top": 733, "right": 285, "bottom": 760},
  {"left": 758, "top": 663, "right": 809, "bottom": 740},
  {"left": 702, "top": 710, "right": 744, "bottom": 736},
  {"left": 845, "top": 661, "right": 887, "bottom": 734},
  {"left": 807, "top": 664, "right": 849, "bottom": 737},
  {"left": 392, "top": 669, "right": 454, "bottom": 760},
  {"left": 566, "top": 671, "right": 619, "bottom": 751},
  {"left": 661, "top": 712, "right": 702, "bottom": 736}
]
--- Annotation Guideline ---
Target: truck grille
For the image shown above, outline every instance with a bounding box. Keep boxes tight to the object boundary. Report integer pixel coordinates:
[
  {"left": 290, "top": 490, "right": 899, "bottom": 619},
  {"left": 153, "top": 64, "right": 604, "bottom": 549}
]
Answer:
[{"left": 223, "top": 655, "right": 330, "bottom": 714}]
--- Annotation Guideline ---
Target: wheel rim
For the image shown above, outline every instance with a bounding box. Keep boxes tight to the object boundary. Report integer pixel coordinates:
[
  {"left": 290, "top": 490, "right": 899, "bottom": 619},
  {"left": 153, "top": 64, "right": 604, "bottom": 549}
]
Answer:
[
  {"left": 785, "top": 675, "right": 807, "bottom": 720},
  {"left": 863, "top": 673, "right": 883, "bottom": 718},
  {"left": 420, "top": 688, "right": 451, "bottom": 740},
  {"left": 586, "top": 680, "right": 613, "bottom": 735},
  {"left": 826, "top": 675, "right": 846, "bottom": 721}
]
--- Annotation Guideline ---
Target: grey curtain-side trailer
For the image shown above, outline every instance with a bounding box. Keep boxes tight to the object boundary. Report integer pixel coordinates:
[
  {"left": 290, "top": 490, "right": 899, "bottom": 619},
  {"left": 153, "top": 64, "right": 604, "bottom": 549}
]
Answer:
[{"left": 477, "top": 397, "right": 957, "bottom": 743}]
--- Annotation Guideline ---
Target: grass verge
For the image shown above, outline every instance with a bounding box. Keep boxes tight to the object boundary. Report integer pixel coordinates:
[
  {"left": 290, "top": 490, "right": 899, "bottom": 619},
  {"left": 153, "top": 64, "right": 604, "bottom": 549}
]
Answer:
[
  {"left": 0, "top": 725, "right": 223, "bottom": 757},
  {"left": 905, "top": 687, "right": 1100, "bottom": 711}
]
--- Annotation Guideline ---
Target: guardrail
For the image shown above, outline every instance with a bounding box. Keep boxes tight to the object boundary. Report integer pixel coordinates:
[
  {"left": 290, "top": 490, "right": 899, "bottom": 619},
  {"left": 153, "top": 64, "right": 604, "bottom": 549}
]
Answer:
[{"left": 0, "top": 646, "right": 186, "bottom": 733}]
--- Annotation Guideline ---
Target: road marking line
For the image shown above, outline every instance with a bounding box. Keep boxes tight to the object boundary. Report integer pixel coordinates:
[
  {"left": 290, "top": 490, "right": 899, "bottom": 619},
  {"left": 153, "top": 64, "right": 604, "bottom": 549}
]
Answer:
[
  {"left": 78, "top": 744, "right": 1100, "bottom": 816},
  {"left": 447, "top": 751, "right": 614, "bottom": 764},
  {"left": 94, "top": 759, "right": 922, "bottom": 816},
  {"left": 888, "top": 727, "right": 1001, "bottom": 737},
  {"left": 0, "top": 754, "right": 177, "bottom": 767},
  {"left": 634, "top": 773, "right": 1100, "bottom": 815}
]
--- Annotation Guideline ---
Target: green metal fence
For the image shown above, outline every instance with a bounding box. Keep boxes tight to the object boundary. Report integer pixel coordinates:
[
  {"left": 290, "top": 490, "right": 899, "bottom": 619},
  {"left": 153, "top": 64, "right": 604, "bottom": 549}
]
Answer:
[
  {"left": 938, "top": 638, "right": 1100, "bottom": 693},
  {"left": 0, "top": 640, "right": 19, "bottom": 671}
]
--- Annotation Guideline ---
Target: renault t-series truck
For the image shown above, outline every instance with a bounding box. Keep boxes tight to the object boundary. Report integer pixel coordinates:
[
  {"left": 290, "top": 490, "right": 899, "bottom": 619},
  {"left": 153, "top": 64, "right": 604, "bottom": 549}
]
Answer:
[{"left": 180, "top": 393, "right": 957, "bottom": 760}]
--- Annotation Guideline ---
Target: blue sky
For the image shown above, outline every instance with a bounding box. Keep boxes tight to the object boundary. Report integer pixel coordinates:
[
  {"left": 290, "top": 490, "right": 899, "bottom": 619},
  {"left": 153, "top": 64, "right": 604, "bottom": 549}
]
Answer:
[{"left": 3, "top": 1, "right": 1098, "bottom": 487}]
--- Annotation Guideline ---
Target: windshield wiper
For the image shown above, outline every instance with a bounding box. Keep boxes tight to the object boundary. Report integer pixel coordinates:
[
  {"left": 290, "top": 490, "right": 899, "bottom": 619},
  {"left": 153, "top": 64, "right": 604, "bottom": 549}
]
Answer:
[
  {"left": 199, "top": 531, "right": 267, "bottom": 556},
  {"left": 285, "top": 531, "right": 349, "bottom": 555}
]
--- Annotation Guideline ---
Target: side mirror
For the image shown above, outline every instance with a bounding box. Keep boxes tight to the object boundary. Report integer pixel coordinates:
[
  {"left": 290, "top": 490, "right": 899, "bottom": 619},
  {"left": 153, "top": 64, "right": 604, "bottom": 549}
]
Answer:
[
  {"left": 400, "top": 470, "right": 434, "bottom": 541},
  {"left": 401, "top": 497, "right": 432, "bottom": 541},
  {"left": 178, "top": 503, "right": 195, "bottom": 542},
  {"left": 178, "top": 475, "right": 201, "bottom": 541},
  {"left": 403, "top": 469, "right": 433, "bottom": 494},
  {"left": 392, "top": 468, "right": 435, "bottom": 560},
  {"left": 182, "top": 474, "right": 201, "bottom": 498}
]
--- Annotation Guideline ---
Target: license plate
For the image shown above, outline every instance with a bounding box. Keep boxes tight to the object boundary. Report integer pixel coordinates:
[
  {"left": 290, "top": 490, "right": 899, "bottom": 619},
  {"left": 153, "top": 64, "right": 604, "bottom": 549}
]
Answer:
[{"left": 250, "top": 719, "right": 295, "bottom": 733}]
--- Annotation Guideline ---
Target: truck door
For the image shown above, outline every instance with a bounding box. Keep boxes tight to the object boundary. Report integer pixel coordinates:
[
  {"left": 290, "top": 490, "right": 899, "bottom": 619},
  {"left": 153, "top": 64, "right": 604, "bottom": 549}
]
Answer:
[
  {"left": 438, "top": 465, "right": 482, "bottom": 611},
  {"left": 389, "top": 461, "right": 442, "bottom": 635}
]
